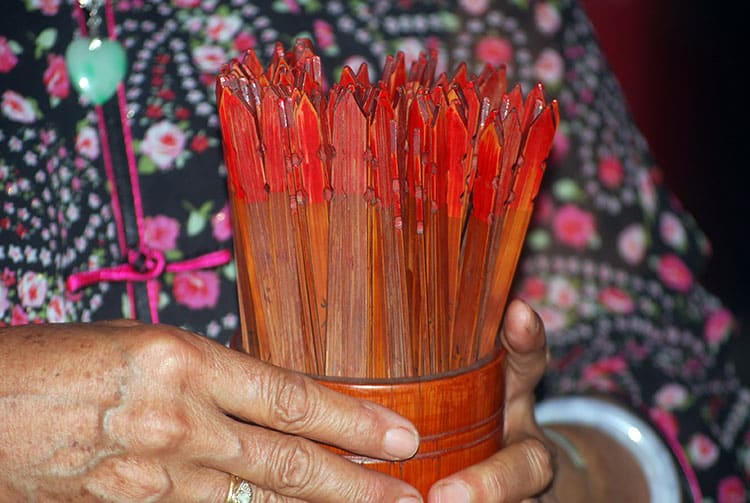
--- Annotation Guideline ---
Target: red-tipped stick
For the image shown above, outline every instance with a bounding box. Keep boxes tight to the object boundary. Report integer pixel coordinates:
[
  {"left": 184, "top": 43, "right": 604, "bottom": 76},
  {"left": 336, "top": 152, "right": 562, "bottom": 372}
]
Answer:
[
  {"left": 291, "top": 93, "right": 331, "bottom": 373},
  {"left": 325, "top": 88, "right": 370, "bottom": 377},
  {"left": 257, "top": 88, "right": 312, "bottom": 372},
  {"left": 404, "top": 93, "right": 432, "bottom": 375},
  {"left": 431, "top": 99, "right": 469, "bottom": 372},
  {"left": 475, "top": 99, "right": 559, "bottom": 361},
  {"left": 370, "top": 90, "right": 411, "bottom": 377},
  {"left": 218, "top": 85, "right": 270, "bottom": 357},
  {"left": 475, "top": 106, "right": 523, "bottom": 358},
  {"left": 451, "top": 118, "right": 502, "bottom": 369}
]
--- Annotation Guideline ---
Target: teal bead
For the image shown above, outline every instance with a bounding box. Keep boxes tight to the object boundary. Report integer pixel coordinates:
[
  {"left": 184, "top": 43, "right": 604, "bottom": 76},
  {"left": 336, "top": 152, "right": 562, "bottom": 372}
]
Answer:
[{"left": 65, "top": 37, "right": 127, "bottom": 105}]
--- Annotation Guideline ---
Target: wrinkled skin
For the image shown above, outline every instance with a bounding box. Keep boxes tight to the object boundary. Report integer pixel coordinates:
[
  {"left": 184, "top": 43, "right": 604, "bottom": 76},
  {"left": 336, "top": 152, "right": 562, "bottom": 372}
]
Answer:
[
  {"left": 0, "top": 319, "right": 422, "bottom": 502},
  {"left": 0, "top": 300, "right": 645, "bottom": 502}
]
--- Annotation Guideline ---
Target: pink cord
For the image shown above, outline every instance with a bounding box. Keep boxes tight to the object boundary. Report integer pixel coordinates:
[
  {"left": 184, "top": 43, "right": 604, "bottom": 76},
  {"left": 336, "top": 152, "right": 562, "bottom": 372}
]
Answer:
[{"left": 67, "top": 249, "right": 232, "bottom": 293}]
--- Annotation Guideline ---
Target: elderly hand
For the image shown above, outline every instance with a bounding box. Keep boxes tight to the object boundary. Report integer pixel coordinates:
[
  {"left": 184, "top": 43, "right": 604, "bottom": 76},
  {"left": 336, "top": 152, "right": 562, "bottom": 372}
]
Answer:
[
  {"left": 428, "top": 299, "right": 578, "bottom": 503},
  {"left": 0, "top": 320, "right": 422, "bottom": 502}
]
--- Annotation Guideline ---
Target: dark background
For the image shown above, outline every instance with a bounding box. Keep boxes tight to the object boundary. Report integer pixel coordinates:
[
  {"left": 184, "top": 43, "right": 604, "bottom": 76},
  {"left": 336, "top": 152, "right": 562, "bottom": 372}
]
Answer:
[{"left": 581, "top": 1, "right": 748, "bottom": 328}]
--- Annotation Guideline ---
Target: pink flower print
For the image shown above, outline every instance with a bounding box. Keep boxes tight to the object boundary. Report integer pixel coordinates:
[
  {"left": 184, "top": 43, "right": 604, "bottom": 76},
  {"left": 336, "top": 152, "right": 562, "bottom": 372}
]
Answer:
[
  {"left": 140, "top": 121, "right": 186, "bottom": 170},
  {"left": 143, "top": 215, "right": 180, "bottom": 252},
  {"left": 534, "top": 2, "right": 562, "bottom": 35},
  {"left": 598, "top": 155, "right": 624, "bottom": 189},
  {"left": 519, "top": 276, "right": 547, "bottom": 303},
  {"left": 192, "top": 45, "right": 228, "bottom": 74},
  {"left": 205, "top": 15, "right": 242, "bottom": 42},
  {"left": 173, "top": 0, "right": 200, "bottom": 6},
  {"left": 552, "top": 204, "right": 595, "bottom": 250},
  {"left": 282, "top": 0, "right": 301, "bottom": 13},
  {"left": 190, "top": 133, "right": 210, "bottom": 153},
  {"left": 172, "top": 270, "right": 220, "bottom": 309},
  {"left": 18, "top": 271, "right": 48, "bottom": 309},
  {"left": 534, "top": 48, "right": 563, "bottom": 87},
  {"left": 659, "top": 212, "right": 687, "bottom": 250},
  {"left": 532, "top": 192, "right": 554, "bottom": 225},
  {"left": 313, "top": 19, "right": 335, "bottom": 51},
  {"left": 654, "top": 383, "right": 689, "bottom": 410},
  {"left": 43, "top": 54, "right": 69, "bottom": 99},
  {"left": 649, "top": 407, "right": 679, "bottom": 438},
  {"left": 582, "top": 356, "right": 627, "bottom": 391},
  {"left": 46, "top": 295, "right": 66, "bottom": 323},
  {"left": 617, "top": 223, "right": 646, "bottom": 265},
  {"left": 656, "top": 253, "right": 694, "bottom": 292},
  {"left": 2, "top": 90, "right": 37, "bottom": 124},
  {"left": 459, "top": 0, "right": 489, "bottom": 16},
  {"left": 718, "top": 476, "right": 746, "bottom": 503},
  {"left": 687, "top": 433, "right": 719, "bottom": 470},
  {"left": 583, "top": 356, "right": 627, "bottom": 378},
  {"left": 2, "top": 268, "right": 16, "bottom": 287},
  {"left": 475, "top": 36, "right": 513, "bottom": 68},
  {"left": 597, "top": 287, "right": 634, "bottom": 314},
  {"left": 547, "top": 276, "right": 577, "bottom": 309},
  {"left": 75, "top": 126, "right": 100, "bottom": 160},
  {"left": 11, "top": 305, "right": 29, "bottom": 326},
  {"left": 704, "top": 307, "right": 735, "bottom": 347},
  {"left": 33, "top": 0, "right": 60, "bottom": 15},
  {"left": 550, "top": 129, "right": 570, "bottom": 165},
  {"left": 0, "top": 283, "right": 9, "bottom": 318},
  {"left": 637, "top": 169, "right": 657, "bottom": 214},
  {"left": 0, "top": 37, "right": 18, "bottom": 73},
  {"left": 211, "top": 204, "right": 232, "bottom": 242},
  {"left": 536, "top": 305, "right": 567, "bottom": 332},
  {"left": 234, "top": 32, "right": 257, "bottom": 53}
]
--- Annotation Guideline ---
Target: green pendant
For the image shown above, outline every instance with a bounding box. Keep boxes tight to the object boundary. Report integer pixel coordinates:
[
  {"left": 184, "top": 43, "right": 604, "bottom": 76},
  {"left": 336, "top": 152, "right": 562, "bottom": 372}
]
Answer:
[{"left": 65, "top": 37, "right": 127, "bottom": 105}]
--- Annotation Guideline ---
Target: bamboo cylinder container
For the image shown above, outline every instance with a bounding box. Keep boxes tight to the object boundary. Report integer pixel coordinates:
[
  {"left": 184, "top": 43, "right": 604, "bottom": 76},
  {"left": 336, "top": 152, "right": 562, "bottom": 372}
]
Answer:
[{"left": 314, "top": 349, "right": 506, "bottom": 496}]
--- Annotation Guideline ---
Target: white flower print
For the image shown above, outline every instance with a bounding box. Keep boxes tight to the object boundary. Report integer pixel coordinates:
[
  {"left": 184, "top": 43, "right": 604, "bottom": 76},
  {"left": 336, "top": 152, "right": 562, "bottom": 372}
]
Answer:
[
  {"left": 654, "top": 383, "right": 689, "bottom": 410},
  {"left": 617, "top": 223, "right": 647, "bottom": 265},
  {"left": 659, "top": 211, "right": 688, "bottom": 251},
  {"left": 75, "top": 126, "right": 100, "bottom": 160},
  {"left": 192, "top": 45, "right": 228, "bottom": 74},
  {"left": 17, "top": 271, "right": 48, "bottom": 308},
  {"left": 205, "top": 14, "right": 242, "bottom": 42},
  {"left": 534, "top": 2, "right": 562, "bottom": 35},
  {"left": 140, "top": 121, "right": 187, "bottom": 170},
  {"left": 1, "top": 90, "right": 37, "bottom": 124},
  {"left": 687, "top": 433, "right": 719, "bottom": 470}
]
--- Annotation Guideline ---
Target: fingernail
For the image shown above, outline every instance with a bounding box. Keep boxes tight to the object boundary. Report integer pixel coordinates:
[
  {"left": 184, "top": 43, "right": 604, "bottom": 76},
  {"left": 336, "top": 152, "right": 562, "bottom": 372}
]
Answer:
[
  {"left": 384, "top": 426, "right": 419, "bottom": 459},
  {"left": 397, "top": 496, "right": 422, "bottom": 503},
  {"left": 434, "top": 482, "right": 470, "bottom": 503}
]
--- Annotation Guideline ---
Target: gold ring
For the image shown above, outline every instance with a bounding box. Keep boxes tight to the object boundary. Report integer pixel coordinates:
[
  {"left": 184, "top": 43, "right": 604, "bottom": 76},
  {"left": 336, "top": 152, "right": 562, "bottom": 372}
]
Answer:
[{"left": 226, "top": 474, "right": 254, "bottom": 503}]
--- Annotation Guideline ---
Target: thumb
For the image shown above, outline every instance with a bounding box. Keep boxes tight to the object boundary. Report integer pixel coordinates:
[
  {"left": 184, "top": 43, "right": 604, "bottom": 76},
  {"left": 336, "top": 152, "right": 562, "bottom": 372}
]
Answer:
[{"left": 500, "top": 299, "right": 549, "bottom": 436}]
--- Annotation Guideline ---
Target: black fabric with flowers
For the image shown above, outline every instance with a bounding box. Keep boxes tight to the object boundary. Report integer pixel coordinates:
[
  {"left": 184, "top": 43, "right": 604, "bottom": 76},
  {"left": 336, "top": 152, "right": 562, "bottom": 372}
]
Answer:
[{"left": 0, "top": 1, "right": 747, "bottom": 500}]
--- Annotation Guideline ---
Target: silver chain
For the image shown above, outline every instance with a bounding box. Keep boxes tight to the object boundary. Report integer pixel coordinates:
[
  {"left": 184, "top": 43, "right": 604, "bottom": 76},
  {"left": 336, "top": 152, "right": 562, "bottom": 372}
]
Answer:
[{"left": 78, "top": 0, "right": 105, "bottom": 39}]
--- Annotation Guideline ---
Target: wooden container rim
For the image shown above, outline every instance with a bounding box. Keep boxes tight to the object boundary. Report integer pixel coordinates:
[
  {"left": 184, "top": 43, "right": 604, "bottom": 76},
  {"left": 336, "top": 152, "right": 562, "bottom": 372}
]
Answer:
[{"left": 310, "top": 348, "right": 505, "bottom": 386}]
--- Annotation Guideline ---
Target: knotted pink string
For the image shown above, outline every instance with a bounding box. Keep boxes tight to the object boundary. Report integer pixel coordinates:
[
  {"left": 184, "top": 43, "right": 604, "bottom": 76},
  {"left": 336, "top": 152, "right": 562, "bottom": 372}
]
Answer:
[{"left": 67, "top": 248, "right": 231, "bottom": 294}]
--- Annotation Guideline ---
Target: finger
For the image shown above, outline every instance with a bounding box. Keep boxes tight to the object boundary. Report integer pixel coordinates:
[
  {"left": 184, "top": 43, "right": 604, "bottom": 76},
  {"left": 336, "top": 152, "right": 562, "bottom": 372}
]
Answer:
[
  {"left": 427, "top": 437, "right": 553, "bottom": 503},
  {"left": 500, "top": 299, "right": 548, "bottom": 396},
  {"left": 171, "top": 469, "right": 309, "bottom": 503},
  {"left": 203, "top": 347, "right": 420, "bottom": 461},
  {"left": 499, "top": 299, "right": 549, "bottom": 437},
  {"left": 204, "top": 415, "right": 423, "bottom": 503}
]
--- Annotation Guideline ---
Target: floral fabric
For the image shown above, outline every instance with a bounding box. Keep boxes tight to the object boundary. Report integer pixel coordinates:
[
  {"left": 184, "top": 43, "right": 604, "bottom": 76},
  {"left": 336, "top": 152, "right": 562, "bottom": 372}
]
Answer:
[{"left": 0, "top": 0, "right": 748, "bottom": 501}]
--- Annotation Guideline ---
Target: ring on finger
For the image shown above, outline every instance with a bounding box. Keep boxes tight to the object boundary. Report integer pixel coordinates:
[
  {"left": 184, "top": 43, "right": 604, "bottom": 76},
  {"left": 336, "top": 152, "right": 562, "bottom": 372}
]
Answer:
[{"left": 226, "top": 474, "right": 254, "bottom": 503}]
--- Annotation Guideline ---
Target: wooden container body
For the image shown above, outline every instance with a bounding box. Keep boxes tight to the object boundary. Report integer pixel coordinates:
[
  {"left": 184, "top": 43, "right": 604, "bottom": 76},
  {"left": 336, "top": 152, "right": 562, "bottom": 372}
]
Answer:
[{"left": 315, "top": 350, "right": 506, "bottom": 496}]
